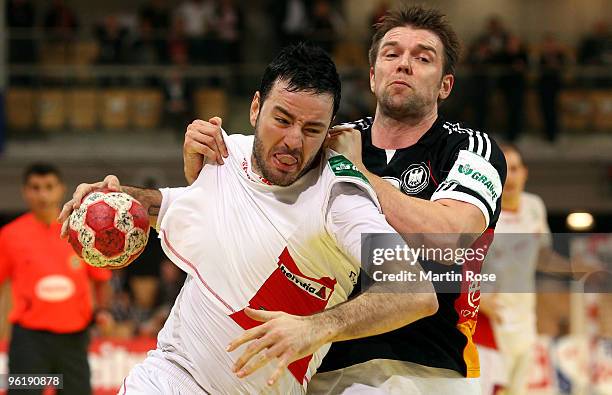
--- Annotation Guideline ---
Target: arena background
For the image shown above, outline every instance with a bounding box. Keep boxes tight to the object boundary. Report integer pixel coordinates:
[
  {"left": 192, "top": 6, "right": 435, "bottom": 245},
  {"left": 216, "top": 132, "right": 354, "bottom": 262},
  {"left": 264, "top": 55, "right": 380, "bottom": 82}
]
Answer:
[{"left": 0, "top": 0, "right": 610, "bottom": 394}]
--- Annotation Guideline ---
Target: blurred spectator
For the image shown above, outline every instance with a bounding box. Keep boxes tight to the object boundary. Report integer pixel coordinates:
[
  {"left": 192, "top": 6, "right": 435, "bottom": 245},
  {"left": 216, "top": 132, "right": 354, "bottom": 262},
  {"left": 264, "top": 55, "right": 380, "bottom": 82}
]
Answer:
[
  {"left": 6, "top": 0, "right": 36, "bottom": 65},
  {"left": 467, "top": 16, "right": 510, "bottom": 132},
  {"left": 43, "top": 0, "right": 79, "bottom": 42},
  {"left": 163, "top": 69, "right": 194, "bottom": 133},
  {"left": 164, "top": 19, "right": 194, "bottom": 133},
  {"left": 466, "top": 37, "right": 494, "bottom": 131},
  {"left": 129, "top": 18, "right": 165, "bottom": 86},
  {"left": 538, "top": 33, "right": 567, "bottom": 143},
  {"left": 499, "top": 35, "right": 528, "bottom": 141},
  {"left": 6, "top": 0, "right": 34, "bottom": 29},
  {"left": 578, "top": 21, "right": 612, "bottom": 88},
  {"left": 309, "top": 0, "right": 344, "bottom": 54},
  {"left": 95, "top": 15, "right": 130, "bottom": 85},
  {"left": 139, "top": 0, "right": 171, "bottom": 34},
  {"left": 157, "top": 259, "right": 186, "bottom": 310},
  {"left": 175, "top": 0, "right": 215, "bottom": 63},
  {"left": 167, "top": 16, "right": 190, "bottom": 63},
  {"left": 578, "top": 21, "right": 612, "bottom": 65},
  {"left": 138, "top": 259, "right": 186, "bottom": 337},
  {"left": 272, "top": 0, "right": 312, "bottom": 49},
  {"left": 95, "top": 15, "right": 129, "bottom": 65},
  {"left": 477, "top": 16, "right": 509, "bottom": 62},
  {"left": 210, "top": 0, "right": 245, "bottom": 65}
]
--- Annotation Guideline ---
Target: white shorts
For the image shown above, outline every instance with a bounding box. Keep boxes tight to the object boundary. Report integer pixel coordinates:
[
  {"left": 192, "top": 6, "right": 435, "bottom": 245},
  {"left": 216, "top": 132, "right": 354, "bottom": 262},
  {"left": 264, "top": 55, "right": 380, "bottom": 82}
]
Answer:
[
  {"left": 477, "top": 345, "right": 507, "bottom": 395},
  {"left": 307, "top": 359, "right": 481, "bottom": 395},
  {"left": 118, "top": 353, "right": 209, "bottom": 395}
]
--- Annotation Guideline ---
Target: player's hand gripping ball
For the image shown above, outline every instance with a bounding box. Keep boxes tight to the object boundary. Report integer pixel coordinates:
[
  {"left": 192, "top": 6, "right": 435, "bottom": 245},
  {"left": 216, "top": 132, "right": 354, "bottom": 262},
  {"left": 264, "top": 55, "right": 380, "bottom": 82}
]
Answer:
[{"left": 67, "top": 189, "right": 149, "bottom": 269}]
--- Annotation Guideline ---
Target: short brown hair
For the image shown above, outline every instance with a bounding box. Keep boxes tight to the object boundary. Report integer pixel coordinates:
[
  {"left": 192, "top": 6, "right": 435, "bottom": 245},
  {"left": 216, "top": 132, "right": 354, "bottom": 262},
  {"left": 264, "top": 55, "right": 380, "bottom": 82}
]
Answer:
[{"left": 369, "top": 5, "right": 460, "bottom": 76}]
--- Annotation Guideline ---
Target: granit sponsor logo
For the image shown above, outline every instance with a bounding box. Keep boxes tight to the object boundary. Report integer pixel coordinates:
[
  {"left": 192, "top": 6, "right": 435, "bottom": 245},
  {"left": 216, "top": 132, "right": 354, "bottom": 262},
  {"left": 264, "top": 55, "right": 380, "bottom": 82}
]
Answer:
[{"left": 458, "top": 163, "right": 499, "bottom": 200}]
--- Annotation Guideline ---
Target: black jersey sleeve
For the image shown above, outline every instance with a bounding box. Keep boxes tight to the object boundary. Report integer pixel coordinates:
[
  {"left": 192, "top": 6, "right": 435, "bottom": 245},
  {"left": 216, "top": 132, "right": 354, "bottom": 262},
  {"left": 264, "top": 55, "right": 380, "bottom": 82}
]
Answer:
[{"left": 431, "top": 122, "right": 507, "bottom": 228}]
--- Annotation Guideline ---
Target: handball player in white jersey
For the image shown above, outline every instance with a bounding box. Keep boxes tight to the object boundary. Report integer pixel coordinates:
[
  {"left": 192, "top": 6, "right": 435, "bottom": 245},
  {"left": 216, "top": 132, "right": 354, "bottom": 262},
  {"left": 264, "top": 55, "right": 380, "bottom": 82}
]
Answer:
[
  {"left": 475, "top": 144, "right": 552, "bottom": 395},
  {"left": 59, "top": 44, "right": 437, "bottom": 394}
]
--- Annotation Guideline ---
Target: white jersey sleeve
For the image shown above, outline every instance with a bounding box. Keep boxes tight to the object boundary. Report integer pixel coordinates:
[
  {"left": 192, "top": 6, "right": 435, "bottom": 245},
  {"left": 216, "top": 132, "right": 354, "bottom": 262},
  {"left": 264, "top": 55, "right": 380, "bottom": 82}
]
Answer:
[
  {"left": 533, "top": 194, "right": 552, "bottom": 248},
  {"left": 156, "top": 187, "right": 187, "bottom": 230},
  {"left": 325, "top": 182, "right": 396, "bottom": 263}
]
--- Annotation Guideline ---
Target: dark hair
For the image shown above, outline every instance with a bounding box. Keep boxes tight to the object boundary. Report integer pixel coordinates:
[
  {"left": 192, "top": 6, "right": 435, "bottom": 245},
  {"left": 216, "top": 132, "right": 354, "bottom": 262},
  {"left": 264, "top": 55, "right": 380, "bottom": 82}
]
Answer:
[
  {"left": 499, "top": 143, "right": 523, "bottom": 161},
  {"left": 369, "top": 5, "right": 460, "bottom": 76},
  {"left": 259, "top": 42, "right": 341, "bottom": 117},
  {"left": 23, "top": 163, "right": 63, "bottom": 184}
]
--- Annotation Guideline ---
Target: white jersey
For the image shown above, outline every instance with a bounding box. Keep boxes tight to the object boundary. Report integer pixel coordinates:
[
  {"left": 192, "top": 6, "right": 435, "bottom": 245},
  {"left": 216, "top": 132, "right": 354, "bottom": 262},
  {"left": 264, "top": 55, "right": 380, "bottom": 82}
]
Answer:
[
  {"left": 153, "top": 132, "right": 388, "bottom": 394},
  {"left": 485, "top": 192, "right": 551, "bottom": 354}
]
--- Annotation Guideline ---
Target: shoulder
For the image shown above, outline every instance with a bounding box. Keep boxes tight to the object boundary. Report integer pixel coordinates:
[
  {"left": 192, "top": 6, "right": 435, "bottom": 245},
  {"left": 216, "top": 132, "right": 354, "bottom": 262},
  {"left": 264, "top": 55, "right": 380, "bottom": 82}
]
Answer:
[
  {"left": 324, "top": 151, "right": 370, "bottom": 185},
  {"left": 322, "top": 152, "right": 381, "bottom": 212},
  {"left": 224, "top": 132, "right": 254, "bottom": 155},
  {"left": 437, "top": 120, "right": 506, "bottom": 182},
  {"left": 522, "top": 192, "right": 547, "bottom": 214},
  {"left": 225, "top": 132, "right": 253, "bottom": 145},
  {"left": 1, "top": 213, "right": 32, "bottom": 233},
  {"left": 0, "top": 213, "right": 32, "bottom": 241},
  {"left": 439, "top": 121, "right": 503, "bottom": 162}
]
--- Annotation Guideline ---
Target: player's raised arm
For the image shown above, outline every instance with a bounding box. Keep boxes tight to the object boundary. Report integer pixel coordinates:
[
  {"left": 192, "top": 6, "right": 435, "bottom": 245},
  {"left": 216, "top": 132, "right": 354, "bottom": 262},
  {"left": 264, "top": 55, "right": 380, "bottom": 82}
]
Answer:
[
  {"left": 328, "top": 127, "right": 506, "bottom": 249},
  {"left": 184, "top": 117, "right": 228, "bottom": 184},
  {"left": 58, "top": 175, "right": 163, "bottom": 236}
]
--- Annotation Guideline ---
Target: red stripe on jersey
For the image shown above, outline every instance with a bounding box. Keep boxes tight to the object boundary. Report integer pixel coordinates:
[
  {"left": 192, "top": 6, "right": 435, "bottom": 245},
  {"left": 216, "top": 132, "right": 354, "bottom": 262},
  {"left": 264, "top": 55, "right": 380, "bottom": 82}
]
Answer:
[
  {"left": 453, "top": 228, "right": 495, "bottom": 377},
  {"left": 230, "top": 247, "right": 337, "bottom": 384},
  {"left": 473, "top": 312, "right": 497, "bottom": 349}
]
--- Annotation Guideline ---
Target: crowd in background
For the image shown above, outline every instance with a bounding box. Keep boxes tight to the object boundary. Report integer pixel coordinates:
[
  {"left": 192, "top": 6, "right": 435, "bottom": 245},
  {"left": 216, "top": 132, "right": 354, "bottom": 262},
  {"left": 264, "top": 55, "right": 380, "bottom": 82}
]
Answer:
[
  {"left": 2, "top": 0, "right": 612, "bottom": 342},
  {"left": 5, "top": 0, "right": 612, "bottom": 142}
]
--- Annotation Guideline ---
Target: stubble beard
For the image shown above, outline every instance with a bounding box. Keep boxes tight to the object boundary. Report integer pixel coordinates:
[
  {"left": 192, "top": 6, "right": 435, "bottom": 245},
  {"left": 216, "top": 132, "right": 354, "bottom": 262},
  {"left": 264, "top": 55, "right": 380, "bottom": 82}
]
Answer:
[
  {"left": 252, "top": 123, "right": 321, "bottom": 187},
  {"left": 379, "top": 88, "right": 430, "bottom": 121}
]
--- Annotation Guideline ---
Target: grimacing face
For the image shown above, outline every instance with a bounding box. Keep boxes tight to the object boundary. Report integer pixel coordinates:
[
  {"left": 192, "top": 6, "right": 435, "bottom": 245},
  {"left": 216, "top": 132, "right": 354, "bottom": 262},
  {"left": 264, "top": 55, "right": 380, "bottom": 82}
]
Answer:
[
  {"left": 22, "top": 173, "right": 65, "bottom": 216},
  {"left": 250, "top": 79, "right": 334, "bottom": 186},
  {"left": 370, "top": 26, "right": 453, "bottom": 119}
]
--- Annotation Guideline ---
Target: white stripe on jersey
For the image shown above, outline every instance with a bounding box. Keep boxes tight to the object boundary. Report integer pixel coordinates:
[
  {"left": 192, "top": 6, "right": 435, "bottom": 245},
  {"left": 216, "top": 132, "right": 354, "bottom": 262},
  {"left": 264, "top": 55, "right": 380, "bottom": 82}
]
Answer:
[
  {"left": 476, "top": 133, "right": 484, "bottom": 156},
  {"left": 442, "top": 122, "right": 492, "bottom": 161},
  {"left": 483, "top": 133, "right": 492, "bottom": 161}
]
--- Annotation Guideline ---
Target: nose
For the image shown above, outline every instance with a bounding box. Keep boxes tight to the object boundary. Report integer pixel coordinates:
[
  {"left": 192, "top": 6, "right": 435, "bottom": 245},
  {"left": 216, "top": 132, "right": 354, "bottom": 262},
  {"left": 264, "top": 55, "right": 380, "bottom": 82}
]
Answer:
[
  {"left": 283, "top": 125, "right": 303, "bottom": 151},
  {"left": 397, "top": 52, "right": 413, "bottom": 74}
]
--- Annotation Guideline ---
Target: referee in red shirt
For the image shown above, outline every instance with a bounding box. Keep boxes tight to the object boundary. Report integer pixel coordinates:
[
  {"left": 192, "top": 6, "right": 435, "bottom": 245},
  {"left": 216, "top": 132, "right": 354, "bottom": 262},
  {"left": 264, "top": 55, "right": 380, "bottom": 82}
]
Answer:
[{"left": 0, "top": 163, "right": 112, "bottom": 395}]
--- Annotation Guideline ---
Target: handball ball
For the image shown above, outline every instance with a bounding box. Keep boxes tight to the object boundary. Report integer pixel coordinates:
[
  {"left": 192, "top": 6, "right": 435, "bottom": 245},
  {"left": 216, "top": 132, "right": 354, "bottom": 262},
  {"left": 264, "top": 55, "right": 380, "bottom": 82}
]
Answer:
[{"left": 68, "top": 189, "right": 150, "bottom": 269}]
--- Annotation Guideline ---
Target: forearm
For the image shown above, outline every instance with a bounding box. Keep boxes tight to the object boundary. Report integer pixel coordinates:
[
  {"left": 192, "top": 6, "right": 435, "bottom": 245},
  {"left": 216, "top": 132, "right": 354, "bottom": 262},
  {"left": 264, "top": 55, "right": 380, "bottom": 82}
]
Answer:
[
  {"left": 312, "top": 288, "right": 437, "bottom": 343},
  {"left": 360, "top": 166, "right": 462, "bottom": 235},
  {"left": 311, "top": 261, "right": 437, "bottom": 343},
  {"left": 120, "top": 186, "right": 162, "bottom": 228}
]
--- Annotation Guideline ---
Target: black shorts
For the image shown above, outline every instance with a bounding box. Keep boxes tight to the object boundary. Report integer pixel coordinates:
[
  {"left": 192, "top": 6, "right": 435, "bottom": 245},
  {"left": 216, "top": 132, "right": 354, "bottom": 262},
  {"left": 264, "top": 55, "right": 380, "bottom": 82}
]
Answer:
[{"left": 8, "top": 324, "right": 91, "bottom": 395}]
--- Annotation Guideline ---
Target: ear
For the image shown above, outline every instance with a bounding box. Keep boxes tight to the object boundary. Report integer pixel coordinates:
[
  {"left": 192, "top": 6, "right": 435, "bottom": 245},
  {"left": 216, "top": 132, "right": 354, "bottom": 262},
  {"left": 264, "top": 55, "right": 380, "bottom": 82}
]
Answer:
[
  {"left": 369, "top": 66, "right": 376, "bottom": 94},
  {"left": 438, "top": 74, "right": 454, "bottom": 101},
  {"left": 249, "top": 91, "right": 261, "bottom": 128}
]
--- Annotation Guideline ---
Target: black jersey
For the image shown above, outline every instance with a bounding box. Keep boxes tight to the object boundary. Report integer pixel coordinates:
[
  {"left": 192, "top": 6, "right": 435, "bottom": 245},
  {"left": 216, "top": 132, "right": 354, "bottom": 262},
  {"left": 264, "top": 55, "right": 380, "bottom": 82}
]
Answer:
[{"left": 318, "top": 116, "right": 507, "bottom": 378}]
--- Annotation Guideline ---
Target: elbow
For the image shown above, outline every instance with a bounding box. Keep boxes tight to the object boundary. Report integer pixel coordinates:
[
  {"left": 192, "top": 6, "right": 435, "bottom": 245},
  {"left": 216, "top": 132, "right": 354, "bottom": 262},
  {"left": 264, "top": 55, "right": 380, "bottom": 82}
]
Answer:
[
  {"left": 419, "top": 291, "right": 439, "bottom": 318},
  {"left": 424, "top": 232, "right": 477, "bottom": 251}
]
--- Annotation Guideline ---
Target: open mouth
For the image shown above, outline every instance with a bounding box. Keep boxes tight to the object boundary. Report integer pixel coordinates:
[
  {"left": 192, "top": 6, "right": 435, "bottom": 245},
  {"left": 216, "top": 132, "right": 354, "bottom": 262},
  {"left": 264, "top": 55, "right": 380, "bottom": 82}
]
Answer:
[{"left": 272, "top": 153, "right": 299, "bottom": 172}]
